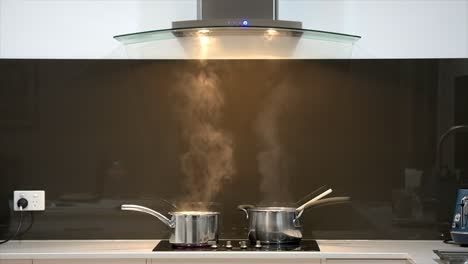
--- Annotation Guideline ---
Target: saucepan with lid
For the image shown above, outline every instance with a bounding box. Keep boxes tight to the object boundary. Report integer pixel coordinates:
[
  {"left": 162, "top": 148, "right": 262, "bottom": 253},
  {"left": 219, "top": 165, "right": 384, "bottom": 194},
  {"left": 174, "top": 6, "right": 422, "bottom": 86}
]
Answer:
[
  {"left": 121, "top": 204, "right": 219, "bottom": 247},
  {"left": 238, "top": 188, "right": 350, "bottom": 244}
]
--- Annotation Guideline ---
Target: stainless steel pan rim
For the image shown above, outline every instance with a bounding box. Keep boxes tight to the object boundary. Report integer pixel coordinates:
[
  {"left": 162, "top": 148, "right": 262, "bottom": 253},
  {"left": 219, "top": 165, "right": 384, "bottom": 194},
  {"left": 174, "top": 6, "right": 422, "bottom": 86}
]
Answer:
[
  {"left": 169, "top": 211, "right": 220, "bottom": 216},
  {"left": 247, "top": 207, "right": 296, "bottom": 212}
]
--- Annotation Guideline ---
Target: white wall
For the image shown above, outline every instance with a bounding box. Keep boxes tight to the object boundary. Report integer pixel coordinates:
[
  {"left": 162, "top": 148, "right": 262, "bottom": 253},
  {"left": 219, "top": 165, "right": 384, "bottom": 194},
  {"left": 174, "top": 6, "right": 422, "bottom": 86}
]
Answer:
[
  {"left": 0, "top": 0, "right": 467, "bottom": 58},
  {"left": 280, "top": 0, "right": 468, "bottom": 58},
  {"left": 0, "top": 0, "right": 196, "bottom": 58}
]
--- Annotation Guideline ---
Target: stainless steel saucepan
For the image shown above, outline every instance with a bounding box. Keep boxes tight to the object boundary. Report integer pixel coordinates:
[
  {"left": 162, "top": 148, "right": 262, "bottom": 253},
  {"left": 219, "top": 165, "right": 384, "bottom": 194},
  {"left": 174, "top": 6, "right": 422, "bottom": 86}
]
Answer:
[
  {"left": 238, "top": 189, "right": 350, "bottom": 244},
  {"left": 121, "top": 204, "right": 219, "bottom": 247}
]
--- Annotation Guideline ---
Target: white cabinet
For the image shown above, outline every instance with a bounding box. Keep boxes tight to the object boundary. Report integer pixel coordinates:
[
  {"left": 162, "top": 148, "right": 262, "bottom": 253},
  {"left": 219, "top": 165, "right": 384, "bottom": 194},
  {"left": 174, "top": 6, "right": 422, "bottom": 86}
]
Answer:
[
  {"left": 150, "top": 259, "right": 321, "bottom": 264},
  {"left": 34, "top": 260, "right": 147, "bottom": 264},
  {"left": 0, "top": 260, "right": 32, "bottom": 264},
  {"left": 325, "top": 259, "right": 410, "bottom": 264},
  {"left": 0, "top": 258, "right": 414, "bottom": 264}
]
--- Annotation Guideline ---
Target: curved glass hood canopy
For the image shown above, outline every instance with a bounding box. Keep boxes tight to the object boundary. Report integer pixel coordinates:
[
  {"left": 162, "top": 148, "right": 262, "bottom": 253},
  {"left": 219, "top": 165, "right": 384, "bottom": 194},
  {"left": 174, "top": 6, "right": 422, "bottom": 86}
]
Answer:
[{"left": 114, "top": 0, "right": 361, "bottom": 59}]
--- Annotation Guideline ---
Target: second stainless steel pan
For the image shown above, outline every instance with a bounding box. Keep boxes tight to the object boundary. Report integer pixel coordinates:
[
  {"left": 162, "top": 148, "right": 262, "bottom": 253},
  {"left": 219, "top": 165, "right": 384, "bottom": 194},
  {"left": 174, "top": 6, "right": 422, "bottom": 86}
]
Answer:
[{"left": 238, "top": 189, "right": 350, "bottom": 244}]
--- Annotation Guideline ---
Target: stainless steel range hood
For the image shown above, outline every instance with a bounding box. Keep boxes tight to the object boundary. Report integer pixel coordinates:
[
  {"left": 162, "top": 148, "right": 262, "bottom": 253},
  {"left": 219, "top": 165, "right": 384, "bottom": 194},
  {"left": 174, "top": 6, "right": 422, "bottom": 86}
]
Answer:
[{"left": 114, "top": 0, "right": 361, "bottom": 59}]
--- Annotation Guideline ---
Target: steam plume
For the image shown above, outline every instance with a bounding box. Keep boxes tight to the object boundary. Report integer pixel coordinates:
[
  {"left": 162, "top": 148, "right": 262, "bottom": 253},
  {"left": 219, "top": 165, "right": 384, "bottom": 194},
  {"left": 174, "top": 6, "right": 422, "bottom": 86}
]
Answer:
[
  {"left": 175, "top": 63, "right": 235, "bottom": 210},
  {"left": 255, "top": 82, "right": 292, "bottom": 203}
]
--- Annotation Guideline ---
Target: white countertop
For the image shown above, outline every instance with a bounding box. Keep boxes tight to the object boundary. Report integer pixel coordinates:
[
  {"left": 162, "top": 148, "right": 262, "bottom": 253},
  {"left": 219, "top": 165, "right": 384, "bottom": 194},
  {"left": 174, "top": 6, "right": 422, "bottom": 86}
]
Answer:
[{"left": 0, "top": 240, "right": 466, "bottom": 263}]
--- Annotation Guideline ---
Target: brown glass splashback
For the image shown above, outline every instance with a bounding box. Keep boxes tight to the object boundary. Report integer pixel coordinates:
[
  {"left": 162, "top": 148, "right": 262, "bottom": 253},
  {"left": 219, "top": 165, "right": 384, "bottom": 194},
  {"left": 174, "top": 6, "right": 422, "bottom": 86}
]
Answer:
[{"left": 0, "top": 59, "right": 467, "bottom": 240}]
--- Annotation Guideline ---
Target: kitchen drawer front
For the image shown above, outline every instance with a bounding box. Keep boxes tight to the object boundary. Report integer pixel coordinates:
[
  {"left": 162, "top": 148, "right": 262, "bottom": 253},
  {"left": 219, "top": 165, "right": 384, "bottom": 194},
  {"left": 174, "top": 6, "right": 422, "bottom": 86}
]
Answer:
[
  {"left": 326, "top": 259, "right": 409, "bottom": 264},
  {"left": 0, "top": 260, "right": 33, "bottom": 264},
  {"left": 150, "top": 259, "right": 321, "bottom": 264},
  {"left": 34, "top": 260, "right": 147, "bottom": 264}
]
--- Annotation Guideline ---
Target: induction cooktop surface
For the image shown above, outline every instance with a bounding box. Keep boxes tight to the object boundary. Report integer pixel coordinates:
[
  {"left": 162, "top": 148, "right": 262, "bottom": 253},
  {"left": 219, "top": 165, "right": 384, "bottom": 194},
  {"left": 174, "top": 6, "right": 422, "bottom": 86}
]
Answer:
[{"left": 153, "top": 239, "right": 320, "bottom": 251}]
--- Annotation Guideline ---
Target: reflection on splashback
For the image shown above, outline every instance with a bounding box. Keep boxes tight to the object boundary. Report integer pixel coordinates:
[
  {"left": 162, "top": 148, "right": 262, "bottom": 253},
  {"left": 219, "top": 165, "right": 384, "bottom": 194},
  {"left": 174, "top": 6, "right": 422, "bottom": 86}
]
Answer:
[{"left": 0, "top": 59, "right": 467, "bottom": 240}]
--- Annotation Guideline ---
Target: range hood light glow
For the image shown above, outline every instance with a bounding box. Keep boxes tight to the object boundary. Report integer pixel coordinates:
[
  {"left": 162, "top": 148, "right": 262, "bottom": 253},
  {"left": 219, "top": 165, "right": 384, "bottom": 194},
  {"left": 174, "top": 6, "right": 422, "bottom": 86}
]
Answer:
[
  {"left": 199, "top": 35, "right": 211, "bottom": 46},
  {"left": 264, "top": 29, "right": 278, "bottom": 41},
  {"left": 266, "top": 29, "right": 278, "bottom": 35},
  {"left": 198, "top": 29, "right": 211, "bottom": 35}
]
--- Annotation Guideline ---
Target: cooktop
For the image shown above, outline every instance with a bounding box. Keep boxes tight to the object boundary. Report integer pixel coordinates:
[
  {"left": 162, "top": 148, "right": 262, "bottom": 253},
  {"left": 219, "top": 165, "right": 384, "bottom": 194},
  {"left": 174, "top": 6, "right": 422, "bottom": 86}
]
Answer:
[{"left": 153, "top": 239, "right": 320, "bottom": 252}]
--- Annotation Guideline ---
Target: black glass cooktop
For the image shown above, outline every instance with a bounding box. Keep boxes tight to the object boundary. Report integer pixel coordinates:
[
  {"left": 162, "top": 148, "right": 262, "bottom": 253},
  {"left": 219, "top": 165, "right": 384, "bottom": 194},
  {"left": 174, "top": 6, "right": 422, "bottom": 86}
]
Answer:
[{"left": 153, "top": 240, "right": 320, "bottom": 251}]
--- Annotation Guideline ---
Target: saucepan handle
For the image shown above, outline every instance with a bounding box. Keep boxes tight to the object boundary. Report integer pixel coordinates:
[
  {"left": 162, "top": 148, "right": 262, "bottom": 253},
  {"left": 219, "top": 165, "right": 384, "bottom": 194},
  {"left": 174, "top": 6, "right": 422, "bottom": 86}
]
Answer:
[
  {"left": 295, "top": 196, "right": 351, "bottom": 221},
  {"left": 295, "top": 188, "right": 333, "bottom": 219},
  {"left": 237, "top": 204, "right": 255, "bottom": 219},
  {"left": 121, "top": 204, "right": 175, "bottom": 228},
  {"left": 303, "top": 197, "right": 351, "bottom": 209}
]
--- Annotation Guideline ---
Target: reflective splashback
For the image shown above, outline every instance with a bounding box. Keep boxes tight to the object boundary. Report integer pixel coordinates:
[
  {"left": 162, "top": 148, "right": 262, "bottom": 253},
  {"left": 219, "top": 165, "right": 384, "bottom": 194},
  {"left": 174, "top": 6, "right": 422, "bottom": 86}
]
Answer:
[{"left": 0, "top": 59, "right": 467, "bottom": 240}]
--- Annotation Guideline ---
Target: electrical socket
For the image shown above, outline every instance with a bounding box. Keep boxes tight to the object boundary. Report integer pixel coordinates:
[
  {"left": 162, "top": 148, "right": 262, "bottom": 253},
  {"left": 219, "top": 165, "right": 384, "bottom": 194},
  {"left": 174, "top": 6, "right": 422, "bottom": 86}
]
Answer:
[{"left": 13, "top": 190, "right": 45, "bottom": 211}]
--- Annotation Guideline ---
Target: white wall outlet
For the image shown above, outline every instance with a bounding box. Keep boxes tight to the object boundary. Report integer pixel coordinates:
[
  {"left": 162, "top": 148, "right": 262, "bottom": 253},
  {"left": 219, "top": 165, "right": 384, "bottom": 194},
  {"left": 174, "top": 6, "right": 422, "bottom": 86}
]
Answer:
[{"left": 13, "top": 190, "right": 45, "bottom": 211}]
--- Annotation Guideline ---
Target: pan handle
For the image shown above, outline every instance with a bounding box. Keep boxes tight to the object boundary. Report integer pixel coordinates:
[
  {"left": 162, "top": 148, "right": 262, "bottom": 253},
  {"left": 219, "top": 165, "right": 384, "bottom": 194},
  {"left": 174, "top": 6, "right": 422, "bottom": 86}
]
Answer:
[
  {"left": 295, "top": 196, "right": 351, "bottom": 221},
  {"left": 121, "top": 204, "right": 175, "bottom": 228},
  {"left": 237, "top": 204, "right": 255, "bottom": 219},
  {"left": 303, "top": 197, "right": 351, "bottom": 209},
  {"left": 295, "top": 188, "right": 333, "bottom": 219}
]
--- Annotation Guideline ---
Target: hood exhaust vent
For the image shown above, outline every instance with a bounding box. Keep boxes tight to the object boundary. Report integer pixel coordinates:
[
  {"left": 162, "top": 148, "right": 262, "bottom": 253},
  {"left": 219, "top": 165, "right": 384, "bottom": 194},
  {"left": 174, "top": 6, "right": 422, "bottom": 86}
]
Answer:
[{"left": 114, "top": 0, "right": 361, "bottom": 59}]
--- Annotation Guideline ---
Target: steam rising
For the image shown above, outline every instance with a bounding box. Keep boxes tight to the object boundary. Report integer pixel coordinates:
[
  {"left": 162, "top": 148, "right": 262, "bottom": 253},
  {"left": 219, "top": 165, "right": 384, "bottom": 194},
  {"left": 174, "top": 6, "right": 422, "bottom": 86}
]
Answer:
[
  {"left": 175, "top": 63, "right": 235, "bottom": 210},
  {"left": 255, "top": 82, "right": 292, "bottom": 203}
]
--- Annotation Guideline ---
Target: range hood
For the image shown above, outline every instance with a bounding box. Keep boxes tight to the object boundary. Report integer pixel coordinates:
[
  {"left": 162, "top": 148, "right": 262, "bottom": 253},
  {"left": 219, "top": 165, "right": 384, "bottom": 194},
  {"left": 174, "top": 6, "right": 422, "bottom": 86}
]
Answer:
[{"left": 114, "top": 0, "right": 361, "bottom": 59}]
